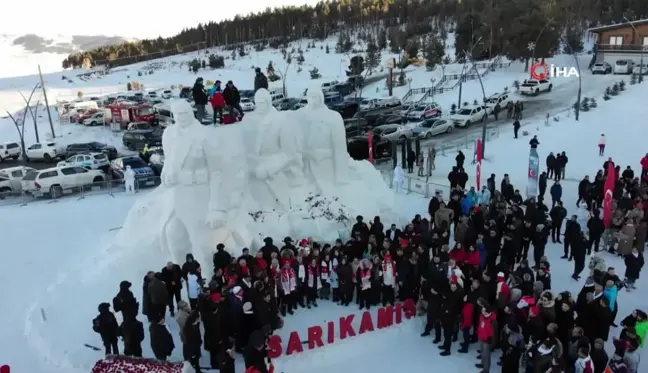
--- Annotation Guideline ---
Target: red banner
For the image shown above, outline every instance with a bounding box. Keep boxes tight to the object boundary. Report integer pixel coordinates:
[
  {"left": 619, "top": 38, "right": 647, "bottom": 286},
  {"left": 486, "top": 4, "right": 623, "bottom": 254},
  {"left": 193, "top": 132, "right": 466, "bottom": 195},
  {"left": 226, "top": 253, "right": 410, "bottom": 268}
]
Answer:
[
  {"left": 603, "top": 161, "right": 616, "bottom": 228},
  {"left": 368, "top": 131, "right": 374, "bottom": 164},
  {"left": 476, "top": 139, "right": 483, "bottom": 190}
]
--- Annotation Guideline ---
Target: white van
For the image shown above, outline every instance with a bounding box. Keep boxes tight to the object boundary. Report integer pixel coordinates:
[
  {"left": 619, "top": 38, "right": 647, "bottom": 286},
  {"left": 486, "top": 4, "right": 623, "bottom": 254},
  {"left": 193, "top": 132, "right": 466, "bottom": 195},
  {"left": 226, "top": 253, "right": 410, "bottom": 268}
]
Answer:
[
  {"left": 154, "top": 103, "right": 174, "bottom": 126},
  {"left": 271, "top": 93, "right": 285, "bottom": 106},
  {"left": 69, "top": 101, "right": 98, "bottom": 111},
  {"left": 614, "top": 59, "right": 634, "bottom": 74}
]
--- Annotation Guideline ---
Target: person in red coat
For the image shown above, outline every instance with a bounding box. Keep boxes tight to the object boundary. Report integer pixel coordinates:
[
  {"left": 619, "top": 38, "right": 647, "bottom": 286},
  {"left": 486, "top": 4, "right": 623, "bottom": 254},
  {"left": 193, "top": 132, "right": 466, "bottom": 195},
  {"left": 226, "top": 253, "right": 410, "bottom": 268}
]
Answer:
[
  {"left": 459, "top": 278, "right": 482, "bottom": 353},
  {"left": 209, "top": 80, "right": 225, "bottom": 124},
  {"left": 476, "top": 301, "right": 498, "bottom": 373},
  {"left": 641, "top": 154, "right": 648, "bottom": 176}
]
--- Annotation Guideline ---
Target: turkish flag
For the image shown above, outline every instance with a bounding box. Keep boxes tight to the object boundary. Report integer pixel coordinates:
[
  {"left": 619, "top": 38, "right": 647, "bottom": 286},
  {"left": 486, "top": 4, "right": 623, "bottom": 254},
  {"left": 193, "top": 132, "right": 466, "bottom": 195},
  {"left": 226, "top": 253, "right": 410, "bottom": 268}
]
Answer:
[
  {"left": 476, "top": 139, "right": 483, "bottom": 189},
  {"left": 603, "top": 162, "right": 616, "bottom": 228}
]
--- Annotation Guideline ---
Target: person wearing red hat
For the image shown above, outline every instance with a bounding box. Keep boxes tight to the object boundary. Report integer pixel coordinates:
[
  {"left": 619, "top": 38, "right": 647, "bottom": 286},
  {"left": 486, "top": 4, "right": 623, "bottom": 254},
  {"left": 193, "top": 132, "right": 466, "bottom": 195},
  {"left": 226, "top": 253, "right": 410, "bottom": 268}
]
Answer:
[{"left": 380, "top": 253, "right": 397, "bottom": 306}]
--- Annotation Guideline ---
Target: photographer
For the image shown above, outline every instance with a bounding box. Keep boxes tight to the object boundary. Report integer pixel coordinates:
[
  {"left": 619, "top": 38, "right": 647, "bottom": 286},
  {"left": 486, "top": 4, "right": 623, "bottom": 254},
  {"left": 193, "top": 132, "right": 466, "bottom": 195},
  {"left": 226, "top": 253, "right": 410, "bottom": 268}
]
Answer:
[{"left": 244, "top": 330, "right": 272, "bottom": 373}]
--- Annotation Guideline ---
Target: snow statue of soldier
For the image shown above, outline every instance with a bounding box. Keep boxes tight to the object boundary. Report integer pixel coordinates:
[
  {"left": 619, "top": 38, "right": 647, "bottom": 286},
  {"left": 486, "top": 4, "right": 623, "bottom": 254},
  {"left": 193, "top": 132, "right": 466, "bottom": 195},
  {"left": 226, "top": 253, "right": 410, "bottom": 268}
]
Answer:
[
  {"left": 159, "top": 99, "right": 251, "bottom": 268},
  {"left": 248, "top": 89, "right": 305, "bottom": 211},
  {"left": 124, "top": 165, "right": 136, "bottom": 194},
  {"left": 301, "top": 85, "right": 349, "bottom": 192},
  {"left": 393, "top": 165, "right": 405, "bottom": 193}
]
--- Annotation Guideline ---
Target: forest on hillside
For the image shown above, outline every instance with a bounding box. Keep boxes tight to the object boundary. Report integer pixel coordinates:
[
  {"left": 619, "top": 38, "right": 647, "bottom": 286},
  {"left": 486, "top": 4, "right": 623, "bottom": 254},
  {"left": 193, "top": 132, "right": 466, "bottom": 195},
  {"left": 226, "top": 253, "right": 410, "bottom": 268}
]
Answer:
[{"left": 61, "top": 0, "right": 648, "bottom": 70}]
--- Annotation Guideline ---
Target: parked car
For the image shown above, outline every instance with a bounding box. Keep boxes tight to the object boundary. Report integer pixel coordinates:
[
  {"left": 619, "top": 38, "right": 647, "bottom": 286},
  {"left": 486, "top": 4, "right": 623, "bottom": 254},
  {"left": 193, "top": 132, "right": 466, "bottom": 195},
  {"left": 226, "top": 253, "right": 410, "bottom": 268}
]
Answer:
[
  {"left": 111, "top": 156, "right": 157, "bottom": 187},
  {"left": 406, "top": 103, "right": 442, "bottom": 121},
  {"left": 399, "top": 104, "right": 414, "bottom": 117},
  {"left": 484, "top": 92, "right": 511, "bottom": 114},
  {"left": 64, "top": 142, "right": 118, "bottom": 160},
  {"left": 375, "top": 114, "right": 405, "bottom": 125},
  {"left": 519, "top": 79, "right": 552, "bottom": 95},
  {"left": 412, "top": 118, "right": 454, "bottom": 138},
  {"left": 371, "top": 124, "right": 414, "bottom": 141},
  {"left": 179, "top": 87, "right": 192, "bottom": 99},
  {"left": 122, "top": 129, "right": 162, "bottom": 151},
  {"left": 592, "top": 62, "right": 612, "bottom": 74},
  {"left": 614, "top": 59, "right": 634, "bottom": 74},
  {"left": 57, "top": 152, "right": 110, "bottom": 170},
  {"left": 25, "top": 142, "right": 65, "bottom": 161},
  {"left": 359, "top": 98, "right": 379, "bottom": 111},
  {"left": 82, "top": 112, "right": 105, "bottom": 126},
  {"left": 293, "top": 98, "right": 309, "bottom": 109},
  {"left": 148, "top": 91, "right": 158, "bottom": 98},
  {"left": 331, "top": 102, "right": 360, "bottom": 119},
  {"left": 632, "top": 64, "right": 648, "bottom": 75},
  {"left": 333, "top": 83, "right": 355, "bottom": 96},
  {"left": 451, "top": 105, "right": 487, "bottom": 127},
  {"left": 240, "top": 97, "right": 256, "bottom": 111},
  {"left": 147, "top": 148, "right": 165, "bottom": 176},
  {"left": 0, "top": 166, "right": 36, "bottom": 193},
  {"left": 347, "top": 136, "right": 392, "bottom": 161},
  {"left": 0, "top": 142, "right": 22, "bottom": 161},
  {"left": 378, "top": 96, "right": 402, "bottom": 107},
  {"left": 321, "top": 81, "right": 340, "bottom": 92},
  {"left": 21, "top": 166, "right": 106, "bottom": 198},
  {"left": 276, "top": 98, "right": 300, "bottom": 111},
  {"left": 324, "top": 94, "right": 343, "bottom": 106},
  {"left": 76, "top": 109, "right": 99, "bottom": 124},
  {"left": 127, "top": 121, "right": 152, "bottom": 131},
  {"left": 161, "top": 90, "right": 173, "bottom": 99}
]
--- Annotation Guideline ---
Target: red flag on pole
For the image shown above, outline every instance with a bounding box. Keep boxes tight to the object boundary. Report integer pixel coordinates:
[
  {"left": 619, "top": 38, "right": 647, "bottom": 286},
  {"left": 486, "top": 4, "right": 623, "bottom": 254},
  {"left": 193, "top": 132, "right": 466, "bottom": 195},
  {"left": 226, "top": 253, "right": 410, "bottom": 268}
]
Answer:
[
  {"left": 476, "top": 139, "right": 483, "bottom": 190},
  {"left": 603, "top": 161, "right": 616, "bottom": 228},
  {"left": 368, "top": 131, "right": 374, "bottom": 164}
]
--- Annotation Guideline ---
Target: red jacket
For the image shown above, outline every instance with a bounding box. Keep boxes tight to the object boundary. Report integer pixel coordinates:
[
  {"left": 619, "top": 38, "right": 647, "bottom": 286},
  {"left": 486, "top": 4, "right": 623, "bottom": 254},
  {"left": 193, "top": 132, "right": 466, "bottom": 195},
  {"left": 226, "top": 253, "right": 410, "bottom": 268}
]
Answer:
[
  {"left": 465, "top": 250, "right": 480, "bottom": 267},
  {"left": 477, "top": 312, "right": 497, "bottom": 342},
  {"left": 449, "top": 248, "right": 465, "bottom": 263},
  {"left": 222, "top": 114, "right": 236, "bottom": 124},
  {"left": 461, "top": 302, "right": 475, "bottom": 329},
  {"left": 210, "top": 91, "right": 225, "bottom": 108}
]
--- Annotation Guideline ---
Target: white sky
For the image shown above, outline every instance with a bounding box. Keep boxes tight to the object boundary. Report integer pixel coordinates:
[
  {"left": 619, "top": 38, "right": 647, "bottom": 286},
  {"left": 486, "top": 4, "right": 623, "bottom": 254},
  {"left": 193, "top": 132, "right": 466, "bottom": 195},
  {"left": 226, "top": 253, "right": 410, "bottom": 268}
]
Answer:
[{"left": 4, "top": 0, "right": 320, "bottom": 39}]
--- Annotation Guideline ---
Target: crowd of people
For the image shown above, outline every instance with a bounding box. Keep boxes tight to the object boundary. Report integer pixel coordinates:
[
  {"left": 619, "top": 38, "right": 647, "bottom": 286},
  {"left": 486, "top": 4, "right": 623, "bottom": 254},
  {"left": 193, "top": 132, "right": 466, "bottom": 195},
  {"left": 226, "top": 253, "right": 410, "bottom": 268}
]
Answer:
[{"left": 90, "top": 150, "right": 647, "bottom": 373}]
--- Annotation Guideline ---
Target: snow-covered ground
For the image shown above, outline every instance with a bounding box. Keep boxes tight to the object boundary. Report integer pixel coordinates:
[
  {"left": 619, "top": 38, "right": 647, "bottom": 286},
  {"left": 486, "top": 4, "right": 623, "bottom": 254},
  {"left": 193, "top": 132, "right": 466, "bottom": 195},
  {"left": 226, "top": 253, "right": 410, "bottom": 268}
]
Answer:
[{"left": 2, "top": 49, "right": 647, "bottom": 373}]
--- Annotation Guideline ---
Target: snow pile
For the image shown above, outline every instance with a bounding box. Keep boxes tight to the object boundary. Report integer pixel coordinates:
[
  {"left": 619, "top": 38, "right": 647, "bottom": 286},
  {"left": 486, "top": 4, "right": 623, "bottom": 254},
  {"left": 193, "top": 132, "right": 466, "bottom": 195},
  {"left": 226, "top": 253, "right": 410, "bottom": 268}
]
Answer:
[{"left": 90, "top": 356, "right": 183, "bottom": 373}]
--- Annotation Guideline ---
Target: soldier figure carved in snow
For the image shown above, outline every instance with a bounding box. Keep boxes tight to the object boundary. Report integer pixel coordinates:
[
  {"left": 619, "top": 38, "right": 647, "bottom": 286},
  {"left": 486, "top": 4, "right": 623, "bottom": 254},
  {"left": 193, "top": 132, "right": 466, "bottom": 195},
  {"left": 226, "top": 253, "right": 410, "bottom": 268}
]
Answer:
[{"left": 249, "top": 89, "right": 305, "bottom": 211}]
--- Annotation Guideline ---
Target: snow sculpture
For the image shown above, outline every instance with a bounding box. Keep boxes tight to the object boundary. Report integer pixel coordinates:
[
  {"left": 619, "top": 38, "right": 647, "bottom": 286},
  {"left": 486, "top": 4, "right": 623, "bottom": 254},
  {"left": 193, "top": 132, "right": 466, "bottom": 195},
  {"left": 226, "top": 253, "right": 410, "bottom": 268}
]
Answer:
[
  {"left": 248, "top": 89, "right": 305, "bottom": 211},
  {"left": 393, "top": 165, "right": 405, "bottom": 193},
  {"left": 115, "top": 92, "right": 404, "bottom": 268},
  {"left": 301, "top": 87, "right": 349, "bottom": 192}
]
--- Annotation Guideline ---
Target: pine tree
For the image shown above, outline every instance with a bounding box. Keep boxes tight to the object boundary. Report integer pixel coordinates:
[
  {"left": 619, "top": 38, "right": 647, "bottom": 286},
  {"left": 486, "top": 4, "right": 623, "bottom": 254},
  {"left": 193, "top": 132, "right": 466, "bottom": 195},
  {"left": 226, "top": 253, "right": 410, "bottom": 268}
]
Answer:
[
  {"left": 631, "top": 73, "right": 637, "bottom": 84},
  {"left": 572, "top": 101, "right": 580, "bottom": 115},
  {"left": 365, "top": 42, "right": 380, "bottom": 72},
  {"left": 619, "top": 80, "right": 626, "bottom": 90},
  {"left": 423, "top": 35, "right": 444, "bottom": 71},
  {"left": 296, "top": 50, "right": 305, "bottom": 64},
  {"left": 404, "top": 39, "right": 420, "bottom": 60},
  {"left": 611, "top": 83, "right": 619, "bottom": 95},
  {"left": 589, "top": 98, "right": 597, "bottom": 108},
  {"left": 603, "top": 87, "right": 611, "bottom": 100},
  {"left": 377, "top": 29, "right": 387, "bottom": 50},
  {"left": 325, "top": 45, "right": 330, "bottom": 54},
  {"left": 580, "top": 97, "right": 590, "bottom": 111},
  {"left": 238, "top": 45, "right": 246, "bottom": 57},
  {"left": 201, "top": 60, "right": 206, "bottom": 69}
]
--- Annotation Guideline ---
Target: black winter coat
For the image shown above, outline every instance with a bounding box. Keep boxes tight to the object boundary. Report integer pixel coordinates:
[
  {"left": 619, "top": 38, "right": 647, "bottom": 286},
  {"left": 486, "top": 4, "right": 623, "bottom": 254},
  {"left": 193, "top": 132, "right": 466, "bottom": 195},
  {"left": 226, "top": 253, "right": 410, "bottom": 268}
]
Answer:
[
  {"left": 223, "top": 86, "right": 241, "bottom": 105},
  {"left": 624, "top": 253, "right": 644, "bottom": 279},
  {"left": 440, "top": 289, "right": 463, "bottom": 325},
  {"left": 149, "top": 322, "right": 175, "bottom": 358},
  {"left": 113, "top": 288, "right": 139, "bottom": 320},
  {"left": 182, "top": 315, "right": 203, "bottom": 360},
  {"left": 192, "top": 82, "right": 208, "bottom": 105},
  {"left": 93, "top": 310, "right": 119, "bottom": 340},
  {"left": 160, "top": 264, "right": 183, "bottom": 291},
  {"left": 254, "top": 72, "right": 269, "bottom": 92},
  {"left": 121, "top": 318, "right": 144, "bottom": 356},
  {"left": 243, "top": 344, "right": 269, "bottom": 373}
]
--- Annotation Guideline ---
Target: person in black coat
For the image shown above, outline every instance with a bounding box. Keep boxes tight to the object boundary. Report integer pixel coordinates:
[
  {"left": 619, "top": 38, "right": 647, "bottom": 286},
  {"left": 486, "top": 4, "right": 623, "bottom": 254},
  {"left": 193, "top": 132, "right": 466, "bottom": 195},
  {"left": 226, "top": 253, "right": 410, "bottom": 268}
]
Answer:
[
  {"left": 587, "top": 211, "right": 605, "bottom": 254},
  {"left": 538, "top": 171, "right": 548, "bottom": 198},
  {"left": 183, "top": 311, "right": 203, "bottom": 371},
  {"left": 571, "top": 232, "right": 587, "bottom": 280},
  {"left": 513, "top": 119, "right": 521, "bottom": 138},
  {"left": 529, "top": 135, "right": 539, "bottom": 149},
  {"left": 549, "top": 201, "right": 566, "bottom": 243},
  {"left": 93, "top": 302, "right": 120, "bottom": 355},
  {"left": 455, "top": 151, "right": 465, "bottom": 169},
  {"left": 181, "top": 254, "right": 201, "bottom": 281},
  {"left": 385, "top": 223, "right": 402, "bottom": 245},
  {"left": 223, "top": 80, "right": 243, "bottom": 116},
  {"left": 192, "top": 77, "right": 208, "bottom": 121},
  {"left": 254, "top": 68, "right": 269, "bottom": 92},
  {"left": 562, "top": 215, "right": 581, "bottom": 259},
  {"left": 624, "top": 248, "right": 645, "bottom": 290},
  {"left": 244, "top": 330, "right": 269, "bottom": 373},
  {"left": 546, "top": 152, "right": 556, "bottom": 179},
  {"left": 213, "top": 243, "right": 232, "bottom": 272},
  {"left": 113, "top": 280, "right": 139, "bottom": 321},
  {"left": 438, "top": 280, "right": 464, "bottom": 356},
  {"left": 121, "top": 310, "right": 144, "bottom": 357},
  {"left": 576, "top": 176, "right": 591, "bottom": 208},
  {"left": 142, "top": 271, "right": 154, "bottom": 322},
  {"left": 149, "top": 317, "right": 175, "bottom": 360},
  {"left": 160, "top": 262, "right": 183, "bottom": 316}
]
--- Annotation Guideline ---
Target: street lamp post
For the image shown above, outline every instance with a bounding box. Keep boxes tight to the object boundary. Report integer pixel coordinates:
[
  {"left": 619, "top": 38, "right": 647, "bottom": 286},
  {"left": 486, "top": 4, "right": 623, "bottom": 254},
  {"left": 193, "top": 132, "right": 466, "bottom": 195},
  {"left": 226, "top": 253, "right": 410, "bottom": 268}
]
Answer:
[
  {"left": 624, "top": 17, "right": 644, "bottom": 80},
  {"left": 464, "top": 52, "right": 488, "bottom": 157}
]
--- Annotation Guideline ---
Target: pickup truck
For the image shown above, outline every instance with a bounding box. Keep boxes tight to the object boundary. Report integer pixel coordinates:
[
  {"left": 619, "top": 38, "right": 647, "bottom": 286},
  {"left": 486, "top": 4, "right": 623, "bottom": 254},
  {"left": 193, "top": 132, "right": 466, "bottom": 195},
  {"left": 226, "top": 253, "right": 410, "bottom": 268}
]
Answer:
[{"left": 519, "top": 79, "right": 552, "bottom": 95}]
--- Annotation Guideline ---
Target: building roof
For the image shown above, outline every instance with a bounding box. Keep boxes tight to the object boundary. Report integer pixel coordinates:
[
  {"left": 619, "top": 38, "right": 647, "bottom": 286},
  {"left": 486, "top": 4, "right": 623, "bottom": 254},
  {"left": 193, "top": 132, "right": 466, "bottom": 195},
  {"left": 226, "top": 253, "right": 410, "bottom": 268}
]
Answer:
[{"left": 588, "top": 19, "right": 648, "bottom": 33}]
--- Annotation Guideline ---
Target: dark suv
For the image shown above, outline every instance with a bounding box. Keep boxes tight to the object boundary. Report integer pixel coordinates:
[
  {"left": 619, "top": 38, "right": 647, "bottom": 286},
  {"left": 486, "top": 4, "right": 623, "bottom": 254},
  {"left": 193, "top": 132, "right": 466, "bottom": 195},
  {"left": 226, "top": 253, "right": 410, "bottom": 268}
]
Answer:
[
  {"left": 122, "top": 129, "right": 163, "bottom": 151},
  {"left": 65, "top": 142, "right": 118, "bottom": 160}
]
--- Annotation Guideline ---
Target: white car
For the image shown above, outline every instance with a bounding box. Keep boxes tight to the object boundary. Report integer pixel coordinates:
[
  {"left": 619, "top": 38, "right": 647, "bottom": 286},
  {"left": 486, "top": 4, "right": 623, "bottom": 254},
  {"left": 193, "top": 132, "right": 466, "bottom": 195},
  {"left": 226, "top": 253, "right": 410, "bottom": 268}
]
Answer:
[
  {"left": 57, "top": 152, "right": 110, "bottom": 170},
  {"left": 371, "top": 124, "right": 414, "bottom": 141},
  {"left": 321, "top": 81, "right": 339, "bottom": 92},
  {"left": 451, "top": 105, "right": 487, "bottom": 127},
  {"left": 406, "top": 103, "right": 442, "bottom": 121},
  {"left": 21, "top": 166, "right": 105, "bottom": 198},
  {"left": 592, "top": 62, "right": 612, "bottom": 74},
  {"left": 240, "top": 98, "right": 256, "bottom": 111},
  {"left": 82, "top": 112, "right": 105, "bottom": 126},
  {"left": 25, "top": 142, "right": 64, "bottom": 161},
  {"left": 632, "top": 64, "right": 648, "bottom": 75},
  {"left": 377, "top": 96, "right": 401, "bottom": 107},
  {"left": 0, "top": 166, "right": 36, "bottom": 193},
  {"left": 519, "top": 79, "right": 552, "bottom": 95},
  {"left": 412, "top": 118, "right": 454, "bottom": 138},
  {"left": 484, "top": 92, "right": 511, "bottom": 114},
  {"left": 294, "top": 98, "right": 308, "bottom": 109},
  {"left": 0, "top": 142, "right": 21, "bottom": 161},
  {"left": 359, "top": 98, "right": 378, "bottom": 110},
  {"left": 161, "top": 90, "right": 173, "bottom": 99},
  {"left": 148, "top": 91, "right": 158, "bottom": 98}
]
